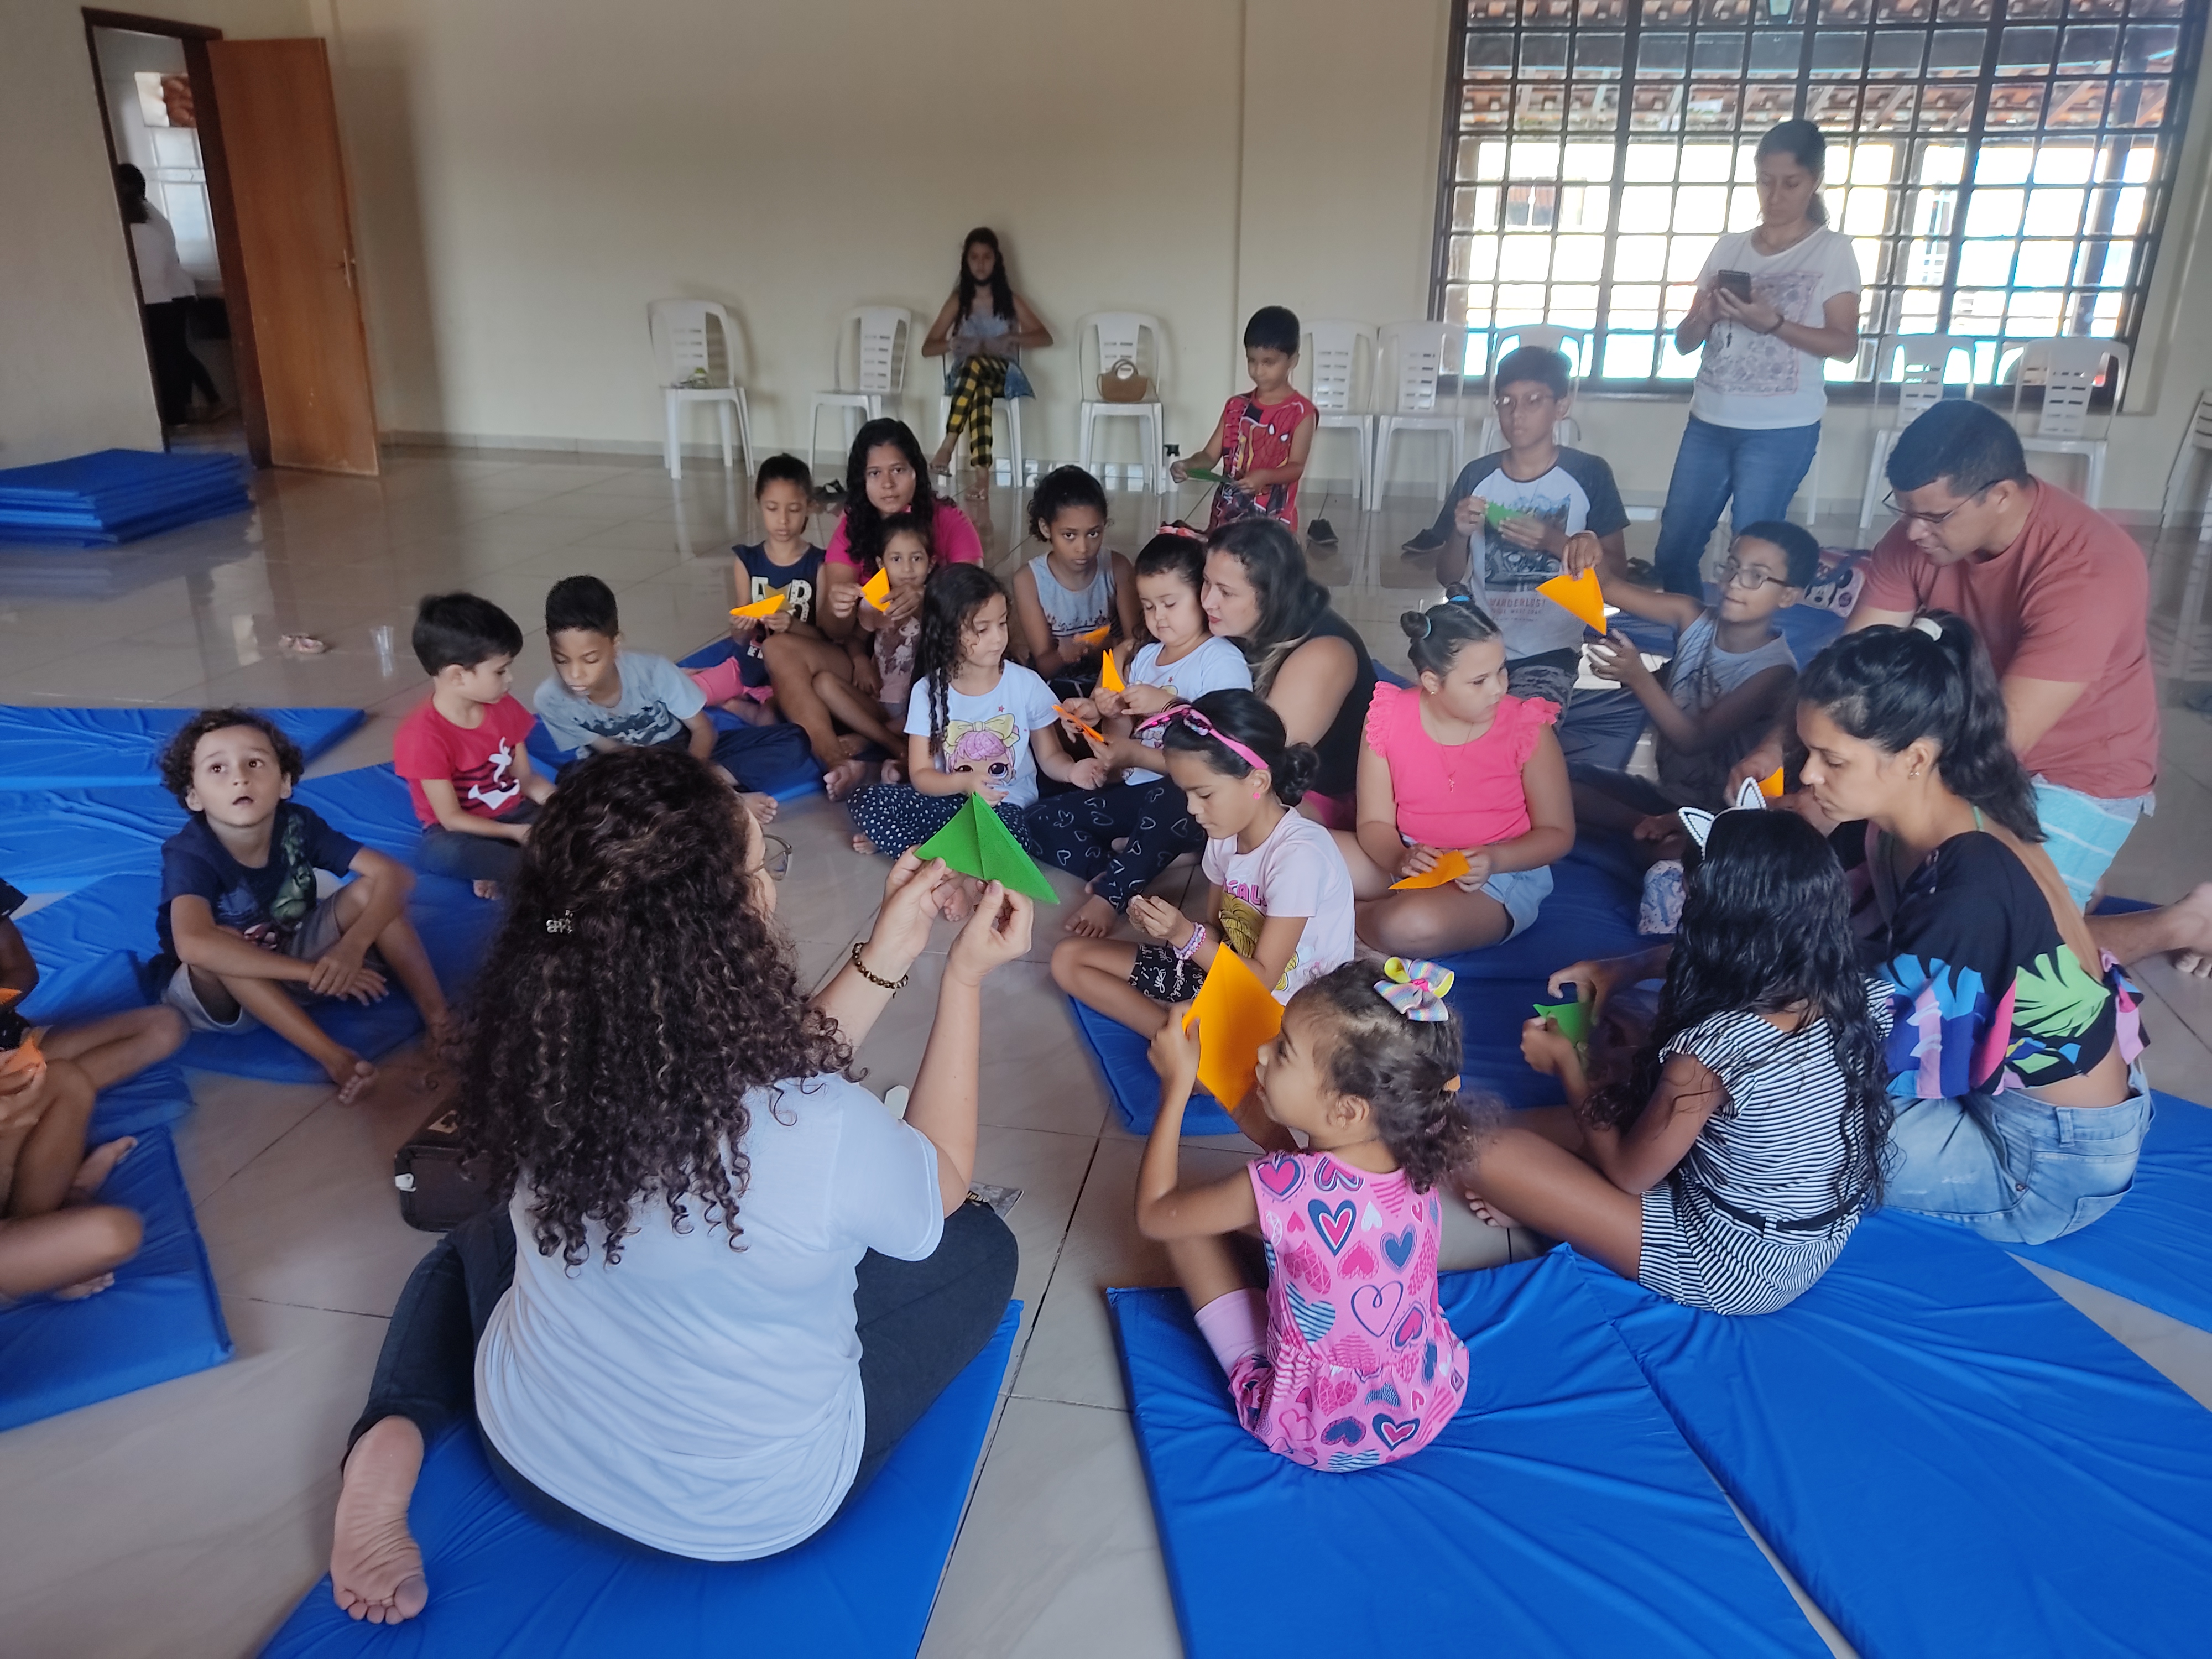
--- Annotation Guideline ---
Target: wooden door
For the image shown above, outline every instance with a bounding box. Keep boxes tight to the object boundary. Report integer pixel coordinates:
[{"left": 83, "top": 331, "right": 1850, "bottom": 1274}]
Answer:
[{"left": 202, "top": 39, "right": 378, "bottom": 475}]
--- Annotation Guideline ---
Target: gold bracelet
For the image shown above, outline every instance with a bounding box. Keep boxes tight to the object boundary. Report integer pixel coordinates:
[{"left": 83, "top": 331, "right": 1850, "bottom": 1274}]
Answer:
[{"left": 849, "top": 941, "right": 908, "bottom": 992}]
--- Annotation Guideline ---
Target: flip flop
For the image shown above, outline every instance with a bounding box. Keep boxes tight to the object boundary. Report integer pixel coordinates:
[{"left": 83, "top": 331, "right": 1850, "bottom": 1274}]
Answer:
[{"left": 280, "top": 634, "right": 329, "bottom": 654}]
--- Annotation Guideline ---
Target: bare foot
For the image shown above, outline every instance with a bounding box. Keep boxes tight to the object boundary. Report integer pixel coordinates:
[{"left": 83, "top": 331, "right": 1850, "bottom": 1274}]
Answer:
[
  {"left": 51, "top": 1271, "right": 117, "bottom": 1301},
  {"left": 851, "top": 833, "right": 878, "bottom": 855},
  {"left": 66, "top": 1137, "right": 135, "bottom": 1204},
  {"left": 2165, "top": 882, "right": 2212, "bottom": 974},
  {"left": 940, "top": 875, "right": 982, "bottom": 924},
  {"left": 326, "top": 1055, "right": 378, "bottom": 1107},
  {"left": 930, "top": 440, "right": 955, "bottom": 472},
  {"left": 471, "top": 879, "right": 501, "bottom": 901},
  {"left": 330, "top": 1417, "right": 429, "bottom": 1625},
  {"left": 2179, "top": 952, "right": 2209, "bottom": 979},
  {"left": 824, "top": 757, "right": 872, "bottom": 801},
  {"left": 880, "top": 758, "right": 905, "bottom": 786},
  {"left": 1063, "top": 893, "right": 1119, "bottom": 938},
  {"left": 740, "top": 791, "right": 779, "bottom": 825},
  {"left": 1465, "top": 1190, "right": 1523, "bottom": 1230}
]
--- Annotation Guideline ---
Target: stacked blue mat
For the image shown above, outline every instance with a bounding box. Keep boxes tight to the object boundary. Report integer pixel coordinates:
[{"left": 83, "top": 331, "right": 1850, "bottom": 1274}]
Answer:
[
  {"left": 0, "top": 704, "right": 363, "bottom": 792},
  {"left": 260, "top": 1304, "right": 1020, "bottom": 1658},
  {"left": 0, "top": 449, "right": 251, "bottom": 547},
  {"left": 0, "top": 1126, "right": 232, "bottom": 1433}
]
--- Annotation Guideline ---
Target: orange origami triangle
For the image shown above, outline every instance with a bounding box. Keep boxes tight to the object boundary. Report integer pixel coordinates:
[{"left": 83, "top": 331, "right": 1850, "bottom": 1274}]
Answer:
[
  {"left": 1390, "top": 848, "right": 1472, "bottom": 890},
  {"left": 1070, "top": 624, "right": 1111, "bottom": 650},
  {"left": 1055, "top": 703, "right": 1108, "bottom": 745},
  {"left": 1757, "top": 767, "right": 1785, "bottom": 800},
  {"left": 860, "top": 568, "right": 892, "bottom": 610},
  {"left": 1098, "top": 649, "right": 1126, "bottom": 693},
  {"left": 730, "top": 588, "right": 789, "bottom": 620},
  {"left": 1182, "top": 946, "right": 1282, "bottom": 1109},
  {"left": 1537, "top": 567, "right": 1606, "bottom": 634}
]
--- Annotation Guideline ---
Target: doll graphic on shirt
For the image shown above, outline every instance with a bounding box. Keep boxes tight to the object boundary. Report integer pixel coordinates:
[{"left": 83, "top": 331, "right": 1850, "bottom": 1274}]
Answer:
[
  {"left": 1217, "top": 890, "right": 1298, "bottom": 995},
  {"left": 942, "top": 713, "right": 1019, "bottom": 791}
]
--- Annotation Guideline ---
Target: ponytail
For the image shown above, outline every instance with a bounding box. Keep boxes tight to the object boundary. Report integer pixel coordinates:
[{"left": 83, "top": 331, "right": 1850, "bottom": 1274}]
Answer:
[
  {"left": 1400, "top": 585, "right": 1504, "bottom": 679},
  {"left": 1798, "top": 612, "right": 2042, "bottom": 841},
  {"left": 1157, "top": 688, "right": 1321, "bottom": 806}
]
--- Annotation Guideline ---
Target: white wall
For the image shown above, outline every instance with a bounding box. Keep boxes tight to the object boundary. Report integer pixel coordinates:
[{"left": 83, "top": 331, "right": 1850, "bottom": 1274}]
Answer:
[{"left": 0, "top": 0, "right": 310, "bottom": 467}]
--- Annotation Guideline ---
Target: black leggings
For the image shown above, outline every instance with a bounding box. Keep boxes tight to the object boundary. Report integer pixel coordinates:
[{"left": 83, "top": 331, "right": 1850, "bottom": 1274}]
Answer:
[
  {"left": 1026, "top": 776, "right": 1202, "bottom": 911},
  {"left": 348, "top": 1198, "right": 1018, "bottom": 1554}
]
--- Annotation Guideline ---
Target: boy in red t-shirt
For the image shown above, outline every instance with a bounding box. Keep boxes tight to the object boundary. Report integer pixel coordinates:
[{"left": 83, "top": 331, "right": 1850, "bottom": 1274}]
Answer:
[
  {"left": 1173, "top": 305, "right": 1319, "bottom": 532},
  {"left": 391, "top": 593, "right": 553, "bottom": 899}
]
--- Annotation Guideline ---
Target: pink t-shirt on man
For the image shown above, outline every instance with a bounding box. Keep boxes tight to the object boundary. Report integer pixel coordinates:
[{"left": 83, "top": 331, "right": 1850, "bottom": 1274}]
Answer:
[
  {"left": 824, "top": 499, "right": 982, "bottom": 570},
  {"left": 1361, "top": 683, "right": 1557, "bottom": 850},
  {"left": 392, "top": 694, "right": 538, "bottom": 826},
  {"left": 1858, "top": 481, "right": 2158, "bottom": 799}
]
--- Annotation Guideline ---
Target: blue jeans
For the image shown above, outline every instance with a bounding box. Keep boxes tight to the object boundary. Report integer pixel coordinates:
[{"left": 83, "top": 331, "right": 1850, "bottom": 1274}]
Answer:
[
  {"left": 1883, "top": 1062, "right": 2152, "bottom": 1245},
  {"left": 1652, "top": 416, "right": 1823, "bottom": 596}
]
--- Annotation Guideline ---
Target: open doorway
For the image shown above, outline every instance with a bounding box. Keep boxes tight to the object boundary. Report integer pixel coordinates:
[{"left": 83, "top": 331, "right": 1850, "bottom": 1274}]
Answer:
[
  {"left": 81, "top": 9, "right": 382, "bottom": 477},
  {"left": 86, "top": 19, "right": 242, "bottom": 452}
]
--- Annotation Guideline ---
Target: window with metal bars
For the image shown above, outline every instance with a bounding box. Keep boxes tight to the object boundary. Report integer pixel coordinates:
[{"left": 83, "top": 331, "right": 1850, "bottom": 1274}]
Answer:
[{"left": 1431, "top": 0, "right": 2205, "bottom": 391}]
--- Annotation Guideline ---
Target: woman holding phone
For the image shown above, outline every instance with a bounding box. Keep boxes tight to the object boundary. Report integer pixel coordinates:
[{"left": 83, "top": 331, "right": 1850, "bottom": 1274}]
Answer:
[{"left": 1651, "top": 120, "right": 1862, "bottom": 596}]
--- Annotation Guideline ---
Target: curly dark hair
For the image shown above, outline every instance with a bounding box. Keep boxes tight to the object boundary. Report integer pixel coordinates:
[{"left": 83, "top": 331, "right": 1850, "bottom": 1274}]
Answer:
[
  {"left": 1289, "top": 963, "right": 1477, "bottom": 1193},
  {"left": 914, "top": 562, "right": 1008, "bottom": 761},
  {"left": 842, "top": 418, "right": 940, "bottom": 577},
  {"left": 157, "top": 708, "right": 304, "bottom": 806},
  {"left": 450, "top": 747, "right": 852, "bottom": 1267},
  {"left": 1584, "top": 810, "right": 1891, "bottom": 1212}
]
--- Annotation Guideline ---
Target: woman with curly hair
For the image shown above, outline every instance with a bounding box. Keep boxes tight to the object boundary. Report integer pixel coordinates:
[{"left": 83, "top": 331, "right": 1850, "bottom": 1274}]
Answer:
[{"left": 325, "top": 747, "right": 1028, "bottom": 1624}]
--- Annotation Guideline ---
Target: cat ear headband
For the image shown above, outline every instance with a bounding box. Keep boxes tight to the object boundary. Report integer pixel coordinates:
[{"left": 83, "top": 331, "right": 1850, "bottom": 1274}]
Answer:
[{"left": 1676, "top": 775, "right": 1767, "bottom": 853}]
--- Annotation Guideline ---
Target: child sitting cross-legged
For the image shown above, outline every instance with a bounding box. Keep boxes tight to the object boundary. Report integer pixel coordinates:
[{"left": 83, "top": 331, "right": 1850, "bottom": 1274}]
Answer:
[
  {"left": 1460, "top": 808, "right": 1891, "bottom": 1315},
  {"left": 1341, "top": 591, "right": 1573, "bottom": 958},
  {"left": 846, "top": 564, "right": 1105, "bottom": 862},
  {"left": 153, "top": 711, "right": 446, "bottom": 1105},
  {"left": 2, "top": 878, "right": 185, "bottom": 1300},
  {"left": 392, "top": 592, "right": 554, "bottom": 901},
  {"left": 1032, "top": 531, "right": 1253, "bottom": 939},
  {"left": 804, "top": 509, "right": 933, "bottom": 786},
  {"left": 1569, "top": 520, "right": 1814, "bottom": 854},
  {"left": 1051, "top": 691, "right": 1353, "bottom": 1138},
  {"left": 1136, "top": 961, "right": 1474, "bottom": 1470}
]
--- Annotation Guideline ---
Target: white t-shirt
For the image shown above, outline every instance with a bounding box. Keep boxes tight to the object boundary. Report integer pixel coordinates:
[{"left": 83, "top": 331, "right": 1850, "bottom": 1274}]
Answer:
[
  {"left": 1202, "top": 807, "right": 1355, "bottom": 1001},
  {"left": 1689, "top": 227, "right": 1861, "bottom": 431},
  {"left": 129, "top": 208, "right": 196, "bottom": 303},
  {"left": 905, "top": 661, "right": 1059, "bottom": 809},
  {"left": 474, "top": 1074, "right": 943, "bottom": 1561},
  {"left": 1120, "top": 637, "right": 1253, "bottom": 786}
]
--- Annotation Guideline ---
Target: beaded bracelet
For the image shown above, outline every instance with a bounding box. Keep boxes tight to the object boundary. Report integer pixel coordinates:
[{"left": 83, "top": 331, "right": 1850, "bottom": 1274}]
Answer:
[
  {"left": 1173, "top": 920, "right": 1206, "bottom": 963},
  {"left": 849, "top": 941, "right": 909, "bottom": 992}
]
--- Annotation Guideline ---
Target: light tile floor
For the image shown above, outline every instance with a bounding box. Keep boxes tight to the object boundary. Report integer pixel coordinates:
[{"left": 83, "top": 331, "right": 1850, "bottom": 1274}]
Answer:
[{"left": 1, "top": 452, "right": 2208, "bottom": 1657}]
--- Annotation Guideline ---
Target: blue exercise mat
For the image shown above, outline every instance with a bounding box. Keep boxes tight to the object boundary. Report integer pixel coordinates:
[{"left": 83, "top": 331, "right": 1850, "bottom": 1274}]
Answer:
[
  {"left": 0, "top": 449, "right": 250, "bottom": 546},
  {"left": 17, "top": 870, "right": 499, "bottom": 1083},
  {"left": 526, "top": 710, "right": 825, "bottom": 803},
  {"left": 0, "top": 705, "right": 362, "bottom": 789},
  {"left": 0, "top": 1126, "right": 232, "bottom": 1433},
  {"left": 1110, "top": 1255, "right": 1824, "bottom": 1658},
  {"left": 1573, "top": 1210, "right": 2212, "bottom": 1658},
  {"left": 2010, "top": 1092, "right": 2212, "bottom": 1332},
  {"left": 1068, "top": 995, "right": 1241, "bottom": 1136},
  {"left": 260, "top": 1302, "right": 1019, "bottom": 1657}
]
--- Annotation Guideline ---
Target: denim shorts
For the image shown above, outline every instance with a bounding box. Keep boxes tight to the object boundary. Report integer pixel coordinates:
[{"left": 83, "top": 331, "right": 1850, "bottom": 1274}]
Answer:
[
  {"left": 1882, "top": 1061, "right": 2152, "bottom": 1245},
  {"left": 160, "top": 891, "right": 369, "bottom": 1033},
  {"left": 1483, "top": 865, "right": 1553, "bottom": 941}
]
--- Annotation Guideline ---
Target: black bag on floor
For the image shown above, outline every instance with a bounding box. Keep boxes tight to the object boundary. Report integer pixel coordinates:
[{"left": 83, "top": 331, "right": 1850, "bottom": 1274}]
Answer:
[{"left": 392, "top": 1109, "right": 495, "bottom": 1233}]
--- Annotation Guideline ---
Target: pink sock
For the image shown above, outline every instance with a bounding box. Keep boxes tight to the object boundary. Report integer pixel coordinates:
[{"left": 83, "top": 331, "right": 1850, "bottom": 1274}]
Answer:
[{"left": 1191, "top": 1287, "right": 1268, "bottom": 1374}]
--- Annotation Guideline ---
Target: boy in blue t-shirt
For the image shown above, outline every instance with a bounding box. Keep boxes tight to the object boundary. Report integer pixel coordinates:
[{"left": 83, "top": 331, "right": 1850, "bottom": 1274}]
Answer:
[
  {"left": 153, "top": 709, "right": 445, "bottom": 1104},
  {"left": 532, "top": 575, "right": 807, "bottom": 821}
]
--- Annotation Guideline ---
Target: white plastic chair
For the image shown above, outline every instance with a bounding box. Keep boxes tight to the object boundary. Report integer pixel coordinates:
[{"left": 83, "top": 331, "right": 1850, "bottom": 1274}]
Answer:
[
  {"left": 1372, "top": 321, "right": 1466, "bottom": 502},
  {"left": 2152, "top": 387, "right": 2212, "bottom": 684},
  {"left": 809, "top": 307, "right": 910, "bottom": 465},
  {"left": 936, "top": 388, "right": 1026, "bottom": 487},
  {"left": 1476, "top": 325, "right": 1587, "bottom": 456},
  {"left": 649, "top": 300, "right": 755, "bottom": 482},
  {"left": 1302, "top": 321, "right": 1375, "bottom": 507},
  {"left": 1859, "top": 335, "right": 1976, "bottom": 529},
  {"left": 2004, "top": 336, "right": 2129, "bottom": 508},
  {"left": 1077, "top": 312, "right": 1169, "bottom": 494}
]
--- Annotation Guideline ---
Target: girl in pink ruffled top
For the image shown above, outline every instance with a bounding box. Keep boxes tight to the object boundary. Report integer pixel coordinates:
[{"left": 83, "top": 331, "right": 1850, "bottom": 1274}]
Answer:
[
  {"left": 1342, "top": 589, "right": 1574, "bottom": 958},
  {"left": 1136, "top": 961, "right": 1475, "bottom": 1472}
]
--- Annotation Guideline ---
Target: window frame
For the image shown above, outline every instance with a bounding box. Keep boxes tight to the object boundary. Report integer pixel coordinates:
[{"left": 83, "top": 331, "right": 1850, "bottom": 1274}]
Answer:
[{"left": 1428, "top": 0, "right": 2208, "bottom": 400}]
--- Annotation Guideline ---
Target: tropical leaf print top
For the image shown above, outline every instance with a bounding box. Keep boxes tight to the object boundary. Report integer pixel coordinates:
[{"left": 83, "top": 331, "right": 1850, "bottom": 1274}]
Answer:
[{"left": 1833, "top": 825, "right": 2143, "bottom": 1099}]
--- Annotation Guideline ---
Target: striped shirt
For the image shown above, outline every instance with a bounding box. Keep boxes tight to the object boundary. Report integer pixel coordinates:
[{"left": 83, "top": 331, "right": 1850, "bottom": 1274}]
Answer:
[{"left": 1636, "top": 981, "right": 1889, "bottom": 1317}]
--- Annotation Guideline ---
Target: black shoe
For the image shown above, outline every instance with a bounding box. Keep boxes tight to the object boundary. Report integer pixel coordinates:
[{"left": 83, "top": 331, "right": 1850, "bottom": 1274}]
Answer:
[
  {"left": 1307, "top": 518, "right": 1338, "bottom": 549},
  {"left": 1401, "top": 526, "right": 1446, "bottom": 557},
  {"left": 812, "top": 479, "right": 846, "bottom": 508}
]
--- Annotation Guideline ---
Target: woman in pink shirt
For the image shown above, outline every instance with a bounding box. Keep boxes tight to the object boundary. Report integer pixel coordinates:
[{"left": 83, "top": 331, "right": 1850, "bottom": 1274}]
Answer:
[
  {"left": 760, "top": 419, "right": 982, "bottom": 792},
  {"left": 1342, "top": 591, "right": 1574, "bottom": 957}
]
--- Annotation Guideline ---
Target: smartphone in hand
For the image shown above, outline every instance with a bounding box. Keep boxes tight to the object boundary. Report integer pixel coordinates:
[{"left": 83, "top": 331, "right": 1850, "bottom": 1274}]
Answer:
[{"left": 1717, "top": 270, "right": 1752, "bottom": 301}]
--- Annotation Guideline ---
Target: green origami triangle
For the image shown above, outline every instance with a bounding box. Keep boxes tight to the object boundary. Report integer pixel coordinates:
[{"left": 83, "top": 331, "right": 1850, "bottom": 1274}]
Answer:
[
  {"left": 914, "top": 794, "right": 1058, "bottom": 903},
  {"left": 1532, "top": 997, "right": 1593, "bottom": 1048}
]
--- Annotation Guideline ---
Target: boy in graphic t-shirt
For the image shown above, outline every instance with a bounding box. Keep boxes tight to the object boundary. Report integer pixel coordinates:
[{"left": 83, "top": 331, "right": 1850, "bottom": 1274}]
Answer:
[
  {"left": 695, "top": 454, "right": 828, "bottom": 726},
  {"left": 392, "top": 592, "right": 554, "bottom": 899},
  {"left": 1422, "top": 346, "right": 1631, "bottom": 713},
  {"left": 1173, "top": 306, "right": 1319, "bottom": 531},
  {"left": 153, "top": 710, "right": 445, "bottom": 1104}
]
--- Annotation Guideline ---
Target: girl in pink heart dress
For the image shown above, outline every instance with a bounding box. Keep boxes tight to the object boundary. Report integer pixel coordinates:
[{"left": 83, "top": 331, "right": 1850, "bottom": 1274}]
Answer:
[{"left": 1135, "top": 959, "right": 1476, "bottom": 1471}]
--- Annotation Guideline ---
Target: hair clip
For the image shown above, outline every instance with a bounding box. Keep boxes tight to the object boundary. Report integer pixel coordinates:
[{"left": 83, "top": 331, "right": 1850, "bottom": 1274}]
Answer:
[
  {"left": 1911, "top": 615, "right": 1944, "bottom": 640},
  {"left": 545, "top": 912, "right": 575, "bottom": 936},
  {"left": 1442, "top": 1074, "right": 1462, "bottom": 1093},
  {"left": 1445, "top": 591, "right": 1474, "bottom": 607},
  {"left": 1377, "top": 957, "right": 1454, "bottom": 1021},
  {"left": 1677, "top": 776, "right": 1767, "bottom": 853}
]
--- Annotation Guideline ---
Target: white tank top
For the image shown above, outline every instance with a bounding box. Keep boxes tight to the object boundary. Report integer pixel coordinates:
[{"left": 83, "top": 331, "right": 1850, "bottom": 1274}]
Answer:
[{"left": 1026, "top": 553, "right": 1114, "bottom": 640}]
